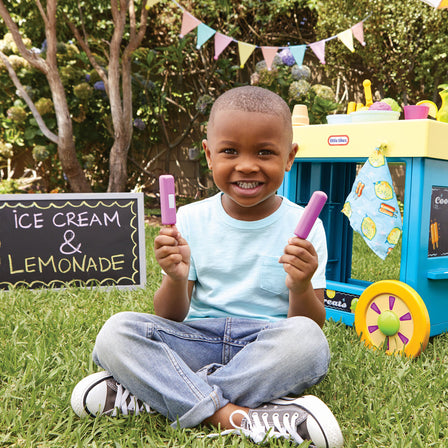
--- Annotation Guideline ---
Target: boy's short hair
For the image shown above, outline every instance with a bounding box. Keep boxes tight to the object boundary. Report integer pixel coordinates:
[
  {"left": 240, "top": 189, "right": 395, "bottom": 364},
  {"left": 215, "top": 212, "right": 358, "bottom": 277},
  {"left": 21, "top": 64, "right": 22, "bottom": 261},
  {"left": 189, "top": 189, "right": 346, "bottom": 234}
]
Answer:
[{"left": 207, "top": 86, "right": 292, "bottom": 141}]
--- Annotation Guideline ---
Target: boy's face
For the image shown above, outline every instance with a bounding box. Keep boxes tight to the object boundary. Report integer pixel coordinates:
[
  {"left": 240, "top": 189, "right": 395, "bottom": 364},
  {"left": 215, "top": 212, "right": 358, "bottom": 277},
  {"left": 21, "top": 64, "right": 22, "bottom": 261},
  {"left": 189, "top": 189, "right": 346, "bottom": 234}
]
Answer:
[{"left": 203, "top": 109, "right": 298, "bottom": 220}]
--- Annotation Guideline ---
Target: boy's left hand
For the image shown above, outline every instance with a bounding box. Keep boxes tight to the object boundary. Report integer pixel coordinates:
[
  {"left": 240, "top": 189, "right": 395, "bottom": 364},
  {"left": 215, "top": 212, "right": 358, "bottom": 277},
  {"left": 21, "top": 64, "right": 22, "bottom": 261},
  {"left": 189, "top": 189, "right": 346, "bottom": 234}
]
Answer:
[{"left": 279, "top": 237, "right": 319, "bottom": 294}]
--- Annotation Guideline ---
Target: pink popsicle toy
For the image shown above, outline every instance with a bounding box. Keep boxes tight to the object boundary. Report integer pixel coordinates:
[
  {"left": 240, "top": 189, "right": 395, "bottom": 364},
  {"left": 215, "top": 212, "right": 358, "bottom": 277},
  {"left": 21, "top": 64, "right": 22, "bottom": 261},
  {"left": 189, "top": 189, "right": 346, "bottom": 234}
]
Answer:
[
  {"left": 294, "top": 191, "right": 328, "bottom": 239},
  {"left": 159, "top": 174, "right": 176, "bottom": 225}
]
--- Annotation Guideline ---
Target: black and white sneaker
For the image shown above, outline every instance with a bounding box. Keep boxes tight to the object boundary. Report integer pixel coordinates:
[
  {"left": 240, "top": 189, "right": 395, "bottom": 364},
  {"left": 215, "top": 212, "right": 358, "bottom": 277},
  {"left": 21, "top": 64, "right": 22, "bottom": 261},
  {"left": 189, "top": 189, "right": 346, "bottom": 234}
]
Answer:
[
  {"left": 71, "top": 371, "right": 152, "bottom": 418},
  {"left": 226, "top": 395, "right": 343, "bottom": 447}
]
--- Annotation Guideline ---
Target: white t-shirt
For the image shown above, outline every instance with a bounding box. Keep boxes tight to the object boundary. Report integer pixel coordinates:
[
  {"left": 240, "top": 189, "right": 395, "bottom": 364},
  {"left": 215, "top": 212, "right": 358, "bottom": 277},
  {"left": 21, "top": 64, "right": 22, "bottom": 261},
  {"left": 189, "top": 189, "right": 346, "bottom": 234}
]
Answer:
[{"left": 176, "top": 193, "right": 327, "bottom": 321}]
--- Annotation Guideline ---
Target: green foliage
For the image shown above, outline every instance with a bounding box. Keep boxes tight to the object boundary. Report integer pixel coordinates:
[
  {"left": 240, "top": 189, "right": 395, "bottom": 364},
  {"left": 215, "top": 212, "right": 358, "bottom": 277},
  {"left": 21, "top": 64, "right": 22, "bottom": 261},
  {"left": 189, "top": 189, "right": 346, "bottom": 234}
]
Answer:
[
  {"left": 249, "top": 57, "right": 339, "bottom": 123},
  {"left": 314, "top": 0, "right": 448, "bottom": 105},
  {"left": 0, "top": 178, "right": 23, "bottom": 193}
]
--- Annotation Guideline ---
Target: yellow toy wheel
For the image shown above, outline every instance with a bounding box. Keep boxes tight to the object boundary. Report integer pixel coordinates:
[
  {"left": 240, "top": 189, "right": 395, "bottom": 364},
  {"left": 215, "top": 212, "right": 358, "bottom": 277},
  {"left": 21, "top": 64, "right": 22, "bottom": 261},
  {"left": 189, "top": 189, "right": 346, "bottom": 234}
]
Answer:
[{"left": 354, "top": 280, "right": 430, "bottom": 357}]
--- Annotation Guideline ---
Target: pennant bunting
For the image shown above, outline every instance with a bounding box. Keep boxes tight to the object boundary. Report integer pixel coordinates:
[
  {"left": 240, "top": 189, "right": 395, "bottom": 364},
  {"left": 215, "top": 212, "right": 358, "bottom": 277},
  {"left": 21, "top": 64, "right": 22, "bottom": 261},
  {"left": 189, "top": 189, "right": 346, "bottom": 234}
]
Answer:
[
  {"left": 310, "top": 40, "right": 326, "bottom": 64},
  {"left": 196, "top": 23, "right": 216, "bottom": 49},
  {"left": 179, "top": 10, "right": 201, "bottom": 38},
  {"left": 175, "top": 3, "right": 369, "bottom": 67},
  {"left": 261, "top": 47, "right": 279, "bottom": 70},
  {"left": 238, "top": 42, "right": 256, "bottom": 68},
  {"left": 289, "top": 45, "right": 306, "bottom": 66},
  {"left": 145, "top": 0, "right": 162, "bottom": 9},
  {"left": 351, "top": 22, "right": 366, "bottom": 46},
  {"left": 214, "top": 33, "right": 233, "bottom": 60},
  {"left": 338, "top": 29, "right": 355, "bottom": 52}
]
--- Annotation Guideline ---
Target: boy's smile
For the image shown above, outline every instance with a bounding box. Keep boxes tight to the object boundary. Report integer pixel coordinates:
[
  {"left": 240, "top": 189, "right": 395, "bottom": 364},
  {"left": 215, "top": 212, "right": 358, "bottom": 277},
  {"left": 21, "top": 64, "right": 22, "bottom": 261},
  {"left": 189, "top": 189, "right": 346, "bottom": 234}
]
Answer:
[{"left": 203, "top": 109, "right": 297, "bottom": 221}]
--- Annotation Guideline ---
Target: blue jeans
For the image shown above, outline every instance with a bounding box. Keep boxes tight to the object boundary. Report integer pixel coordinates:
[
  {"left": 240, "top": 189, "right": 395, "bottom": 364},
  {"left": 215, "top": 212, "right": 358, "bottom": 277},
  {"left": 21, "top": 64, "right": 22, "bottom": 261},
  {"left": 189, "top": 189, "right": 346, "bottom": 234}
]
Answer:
[{"left": 92, "top": 313, "right": 330, "bottom": 428}]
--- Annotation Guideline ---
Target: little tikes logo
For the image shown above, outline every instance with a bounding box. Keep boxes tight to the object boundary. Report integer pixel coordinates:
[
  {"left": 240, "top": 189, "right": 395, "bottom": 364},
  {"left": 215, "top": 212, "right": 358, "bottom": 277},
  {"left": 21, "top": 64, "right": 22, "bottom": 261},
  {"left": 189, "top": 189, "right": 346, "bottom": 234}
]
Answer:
[{"left": 328, "top": 135, "right": 349, "bottom": 146}]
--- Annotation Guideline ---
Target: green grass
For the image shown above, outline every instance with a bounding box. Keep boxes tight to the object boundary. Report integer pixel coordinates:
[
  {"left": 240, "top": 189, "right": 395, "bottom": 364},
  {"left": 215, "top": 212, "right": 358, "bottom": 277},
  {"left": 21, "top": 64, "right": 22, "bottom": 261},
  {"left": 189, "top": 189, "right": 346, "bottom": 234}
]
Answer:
[
  {"left": 2, "top": 226, "right": 447, "bottom": 447},
  {"left": 350, "top": 232, "right": 402, "bottom": 283}
]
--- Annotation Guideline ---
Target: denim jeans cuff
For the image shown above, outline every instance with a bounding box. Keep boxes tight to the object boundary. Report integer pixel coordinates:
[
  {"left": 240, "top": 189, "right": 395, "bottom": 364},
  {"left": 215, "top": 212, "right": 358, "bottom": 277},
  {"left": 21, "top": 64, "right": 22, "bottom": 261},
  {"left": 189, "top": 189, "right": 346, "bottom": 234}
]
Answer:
[{"left": 170, "top": 386, "right": 229, "bottom": 429}]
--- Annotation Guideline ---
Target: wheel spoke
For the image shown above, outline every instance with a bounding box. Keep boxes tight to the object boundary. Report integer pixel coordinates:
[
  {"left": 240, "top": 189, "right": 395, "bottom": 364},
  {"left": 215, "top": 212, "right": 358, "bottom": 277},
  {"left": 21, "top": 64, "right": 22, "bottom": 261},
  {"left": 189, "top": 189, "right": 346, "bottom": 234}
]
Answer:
[
  {"left": 400, "top": 312, "right": 412, "bottom": 321},
  {"left": 370, "top": 302, "right": 381, "bottom": 314},
  {"left": 389, "top": 295, "right": 395, "bottom": 310}
]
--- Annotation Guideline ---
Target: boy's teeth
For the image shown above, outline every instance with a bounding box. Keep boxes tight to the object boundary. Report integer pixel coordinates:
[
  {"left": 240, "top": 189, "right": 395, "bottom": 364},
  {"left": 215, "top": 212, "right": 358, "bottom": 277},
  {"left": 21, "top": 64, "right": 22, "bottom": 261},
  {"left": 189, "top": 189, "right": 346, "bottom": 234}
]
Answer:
[{"left": 237, "top": 182, "right": 259, "bottom": 189}]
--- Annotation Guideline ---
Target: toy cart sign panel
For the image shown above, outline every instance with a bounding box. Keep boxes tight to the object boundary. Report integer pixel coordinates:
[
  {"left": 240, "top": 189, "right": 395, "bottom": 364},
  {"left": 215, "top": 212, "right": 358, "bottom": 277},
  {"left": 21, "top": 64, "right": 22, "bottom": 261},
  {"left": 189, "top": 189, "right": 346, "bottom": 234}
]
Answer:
[
  {"left": 0, "top": 193, "right": 146, "bottom": 290},
  {"left": 428, "top": 186, "right": 448, "bottom": 258}
]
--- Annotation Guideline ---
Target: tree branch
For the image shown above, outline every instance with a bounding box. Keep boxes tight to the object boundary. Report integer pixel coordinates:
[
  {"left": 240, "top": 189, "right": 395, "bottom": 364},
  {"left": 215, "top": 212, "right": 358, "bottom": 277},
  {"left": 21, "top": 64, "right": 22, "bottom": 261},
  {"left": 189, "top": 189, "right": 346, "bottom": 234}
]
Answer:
[
  {"left": 0, "top": 51, "right": 59, "bottom": 144},
  {"left": 63, "top": 12, "right": 109, "bottom": 89},
  {"left": 35, "top": 0, "right": 49, "bottom": 28},
  {"left": 0, "top": 0, "right": 48, "bottom": 73}
]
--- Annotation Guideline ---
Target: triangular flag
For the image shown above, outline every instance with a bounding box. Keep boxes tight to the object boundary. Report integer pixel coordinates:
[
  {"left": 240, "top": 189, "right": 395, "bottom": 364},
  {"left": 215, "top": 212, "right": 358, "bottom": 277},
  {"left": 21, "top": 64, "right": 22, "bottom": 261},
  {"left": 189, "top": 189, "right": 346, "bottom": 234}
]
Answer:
[
  {"left": 196, "top": 23, "right": 216, "bottom": 49},
  {"left": 238, "top": 41, "right": 256, "bottom": 68},
  {"left": 351, "top": 22, "right": 366, "bottom": 46},
  {"left": 145, "top": 0, "right": 161, "bottom": 9},
  {"left": 338, "top": 29, "right": 355, "bottom": 52},
  {"left": 310, "top": 40, "right": 326, "bottom": 64},
  {"left": 289, "top": 45, "right": 306, "bottom": 66},
  {"left": 179, "top": 11, "right": 201, "bottom": 38},
  {"left": 438, "top": 0, "right": 448, "bottom": 8},
  {"left": 214, "top": 33, "right": 233, "bottom": 60},
  {"left": 261, "top": 46, "right": 279, "bottom": 70}
]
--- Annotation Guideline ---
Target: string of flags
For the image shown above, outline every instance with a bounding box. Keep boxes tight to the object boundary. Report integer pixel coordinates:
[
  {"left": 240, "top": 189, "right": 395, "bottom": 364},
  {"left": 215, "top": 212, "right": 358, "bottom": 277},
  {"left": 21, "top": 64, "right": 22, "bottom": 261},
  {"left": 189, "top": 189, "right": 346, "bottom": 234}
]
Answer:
[{"left": 145, "top": 0, "right": 368, "bottom": 69}]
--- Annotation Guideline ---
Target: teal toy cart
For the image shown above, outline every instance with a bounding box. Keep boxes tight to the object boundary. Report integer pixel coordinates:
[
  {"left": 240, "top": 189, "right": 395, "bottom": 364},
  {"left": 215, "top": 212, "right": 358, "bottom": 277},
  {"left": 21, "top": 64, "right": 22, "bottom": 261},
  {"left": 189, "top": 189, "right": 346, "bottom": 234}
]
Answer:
[{"left": 279, "top": 118, "right": 448, "bottom": 357}]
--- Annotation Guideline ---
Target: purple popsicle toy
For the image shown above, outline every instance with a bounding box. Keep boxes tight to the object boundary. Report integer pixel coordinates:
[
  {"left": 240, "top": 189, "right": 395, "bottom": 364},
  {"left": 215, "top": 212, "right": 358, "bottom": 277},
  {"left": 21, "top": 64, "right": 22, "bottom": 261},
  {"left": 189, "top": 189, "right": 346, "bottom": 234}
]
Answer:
[
  {"left": 159, "top": 174, "right": 176, "bottom": 225},
  {"left": 294, "top": 191, "right": 328, "bottom": 239}
]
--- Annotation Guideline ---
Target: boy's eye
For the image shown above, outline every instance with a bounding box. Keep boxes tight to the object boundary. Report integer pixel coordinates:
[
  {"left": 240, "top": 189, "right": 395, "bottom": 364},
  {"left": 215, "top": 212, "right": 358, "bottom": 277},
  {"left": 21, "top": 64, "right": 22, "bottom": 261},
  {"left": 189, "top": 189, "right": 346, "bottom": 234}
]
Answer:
[
  {"left": 222, "top": 148, "right": 237, "bottom": 155},
  {"left": 258, "top": 149, "right": 274, "bottom": 156}
]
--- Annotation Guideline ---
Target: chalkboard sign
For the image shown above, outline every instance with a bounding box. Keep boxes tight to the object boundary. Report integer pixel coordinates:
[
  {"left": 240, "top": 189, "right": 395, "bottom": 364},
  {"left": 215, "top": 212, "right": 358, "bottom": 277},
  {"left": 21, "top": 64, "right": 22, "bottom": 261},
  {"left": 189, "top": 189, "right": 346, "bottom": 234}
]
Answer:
[
  {"left": 428, "top": 186, "right": 448, "bottom": 258},
  {"left": 0, "top": 193, "right": 146, "bottom": 290}
]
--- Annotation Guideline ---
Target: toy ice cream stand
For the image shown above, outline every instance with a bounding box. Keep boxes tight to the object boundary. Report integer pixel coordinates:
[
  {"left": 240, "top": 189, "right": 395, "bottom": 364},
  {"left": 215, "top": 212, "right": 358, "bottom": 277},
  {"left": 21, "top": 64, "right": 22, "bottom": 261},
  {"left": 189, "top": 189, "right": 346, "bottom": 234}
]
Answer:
[{"left": 279, "top": 109, "right": 448, "bottom": 357}]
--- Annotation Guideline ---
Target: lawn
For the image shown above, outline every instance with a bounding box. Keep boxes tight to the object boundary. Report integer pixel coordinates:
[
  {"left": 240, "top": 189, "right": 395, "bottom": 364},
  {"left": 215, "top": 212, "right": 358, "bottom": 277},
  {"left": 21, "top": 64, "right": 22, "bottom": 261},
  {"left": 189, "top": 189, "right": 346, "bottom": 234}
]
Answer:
[{"left": 1, "top": 225, "right": 448, "bottom": 447}]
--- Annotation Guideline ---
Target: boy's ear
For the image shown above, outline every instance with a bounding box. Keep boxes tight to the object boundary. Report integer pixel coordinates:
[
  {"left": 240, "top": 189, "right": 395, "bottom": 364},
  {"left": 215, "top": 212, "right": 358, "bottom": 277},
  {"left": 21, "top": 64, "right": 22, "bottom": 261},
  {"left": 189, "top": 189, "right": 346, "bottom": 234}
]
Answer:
[
  {"left": 202, "top": 139, "right": 212, "bottom": 170},
  {"left": 285, "top": 143, "right": 298, "bottom": 172}
]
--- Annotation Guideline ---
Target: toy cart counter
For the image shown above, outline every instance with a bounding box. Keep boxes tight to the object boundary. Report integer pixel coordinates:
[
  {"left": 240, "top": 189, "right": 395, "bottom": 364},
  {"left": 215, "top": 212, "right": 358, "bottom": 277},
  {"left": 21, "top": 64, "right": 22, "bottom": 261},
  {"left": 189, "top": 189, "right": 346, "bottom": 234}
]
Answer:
[{"left": 279, "top": 119, "right": 448, "bottom": 356}]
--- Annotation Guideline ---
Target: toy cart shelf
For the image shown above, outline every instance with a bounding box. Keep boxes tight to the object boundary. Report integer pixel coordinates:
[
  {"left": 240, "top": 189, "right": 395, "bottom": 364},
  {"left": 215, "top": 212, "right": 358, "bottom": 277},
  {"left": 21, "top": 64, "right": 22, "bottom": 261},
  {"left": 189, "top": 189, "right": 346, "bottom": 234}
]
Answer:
[{"left": 279, "top": 119, "right": 448, "bottom": 357}]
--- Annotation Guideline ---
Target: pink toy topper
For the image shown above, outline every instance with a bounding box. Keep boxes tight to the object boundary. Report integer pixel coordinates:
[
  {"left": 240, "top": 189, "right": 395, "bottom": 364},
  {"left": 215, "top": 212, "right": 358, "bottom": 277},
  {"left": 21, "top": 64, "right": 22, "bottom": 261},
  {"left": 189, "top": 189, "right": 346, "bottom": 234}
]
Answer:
[
  {"left": 294, "top": 191, "right": 328, "bottom": 239},
  {"left": 159, "top": 175, "right": 176, "bottom": 225}
]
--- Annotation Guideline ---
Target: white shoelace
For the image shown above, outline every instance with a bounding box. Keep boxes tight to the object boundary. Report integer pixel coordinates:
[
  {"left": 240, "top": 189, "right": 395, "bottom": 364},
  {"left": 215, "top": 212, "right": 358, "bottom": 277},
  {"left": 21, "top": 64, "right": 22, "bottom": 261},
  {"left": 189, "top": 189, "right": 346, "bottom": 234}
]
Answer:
[
  {"left": 111, "top": 384, "right": 152, "bottom": 417},
  {"left": 216, "top": 409, "right": 306, "bottom": 444}
]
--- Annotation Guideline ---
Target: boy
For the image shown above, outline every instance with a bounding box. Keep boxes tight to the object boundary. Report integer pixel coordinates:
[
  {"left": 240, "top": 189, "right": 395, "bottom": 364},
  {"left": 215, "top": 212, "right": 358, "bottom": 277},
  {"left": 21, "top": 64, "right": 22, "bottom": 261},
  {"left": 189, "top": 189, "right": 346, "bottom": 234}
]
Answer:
[{"left": 71, "top": 86, "right": 343, "bottom": 447}]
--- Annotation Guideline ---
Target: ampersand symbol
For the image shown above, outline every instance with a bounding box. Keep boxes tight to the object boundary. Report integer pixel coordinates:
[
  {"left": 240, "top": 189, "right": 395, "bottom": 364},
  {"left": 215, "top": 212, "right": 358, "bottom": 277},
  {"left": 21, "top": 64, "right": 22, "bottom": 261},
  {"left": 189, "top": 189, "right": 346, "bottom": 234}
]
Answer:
[{"left": 59, "top": 230, "right": 82, "bottom": 255}]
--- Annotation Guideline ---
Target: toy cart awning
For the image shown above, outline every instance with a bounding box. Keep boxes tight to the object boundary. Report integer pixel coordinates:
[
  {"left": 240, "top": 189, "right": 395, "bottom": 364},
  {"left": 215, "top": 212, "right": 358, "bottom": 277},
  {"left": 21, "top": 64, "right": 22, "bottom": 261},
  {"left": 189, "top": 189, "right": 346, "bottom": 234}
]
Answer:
[{"left": 293, "top": 120, "right": 448, "bottom": 160}]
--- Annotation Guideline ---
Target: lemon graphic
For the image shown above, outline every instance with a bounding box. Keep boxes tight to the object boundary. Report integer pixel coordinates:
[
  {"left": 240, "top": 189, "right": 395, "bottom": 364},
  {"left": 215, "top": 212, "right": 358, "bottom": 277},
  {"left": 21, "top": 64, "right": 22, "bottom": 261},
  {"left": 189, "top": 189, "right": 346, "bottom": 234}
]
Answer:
[
  {"left": 387, "top": 227, "right": 401, "bottom": 245},
  {"left": 368, "top": 151, "right": 385, "bottom": 167},
  {"left": 341, "top": 201, "right": 352, "bottom": 218},
  {"left": 326, "top": 290, "right": 336, "bottom": 299},
  {"left": 361, "top": 216, "right": 376, "bottom": 240},
  {"left": 374, "top": 181, "right": 393, "bottom": 200},
  {"left": 416, "top": 100, "right": 438, "bottom": 119}
]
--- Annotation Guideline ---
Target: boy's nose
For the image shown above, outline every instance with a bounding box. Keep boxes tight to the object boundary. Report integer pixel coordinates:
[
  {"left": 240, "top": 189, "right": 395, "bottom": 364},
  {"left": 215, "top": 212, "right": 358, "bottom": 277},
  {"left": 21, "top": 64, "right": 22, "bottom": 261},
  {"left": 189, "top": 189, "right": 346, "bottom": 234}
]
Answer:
[{"left": 235, "top": 156, "right": 259, "bottom": 173}]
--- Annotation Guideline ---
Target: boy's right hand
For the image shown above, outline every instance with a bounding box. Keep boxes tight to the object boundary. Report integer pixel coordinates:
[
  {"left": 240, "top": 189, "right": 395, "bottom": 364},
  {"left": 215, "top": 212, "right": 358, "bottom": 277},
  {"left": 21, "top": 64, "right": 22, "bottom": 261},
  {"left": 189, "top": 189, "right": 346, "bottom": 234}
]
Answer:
[{"left": 154, "top": 226, "right": 190, "bottom": 281}]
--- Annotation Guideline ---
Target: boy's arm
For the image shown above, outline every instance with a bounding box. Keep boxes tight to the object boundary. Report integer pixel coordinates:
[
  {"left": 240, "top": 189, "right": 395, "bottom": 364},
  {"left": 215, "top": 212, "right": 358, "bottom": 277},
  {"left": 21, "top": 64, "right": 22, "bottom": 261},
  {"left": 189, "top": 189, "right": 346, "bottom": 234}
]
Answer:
[
  {"left": 287, "top": 286, "right": 326, "bottom": 327},
  {"left": 154, "top": 277, "right": 194, "bottom": 321},
  {"left": 153, "top": 226, "right": 193, "bottom": 322},
  {"left": 279, "top": 237, "right": 326, "bottom": 327}
]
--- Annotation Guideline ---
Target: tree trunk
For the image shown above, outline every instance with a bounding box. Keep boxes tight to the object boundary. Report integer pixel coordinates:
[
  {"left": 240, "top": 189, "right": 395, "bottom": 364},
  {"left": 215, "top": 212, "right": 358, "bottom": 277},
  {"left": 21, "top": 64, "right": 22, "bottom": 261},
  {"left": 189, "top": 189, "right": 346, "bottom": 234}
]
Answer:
[
  {"left": 47, "top": 68, "right": 92, "bottom": 192},
  {"left": 107, "top": 137, "right": 130, "bottom": 191}
]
